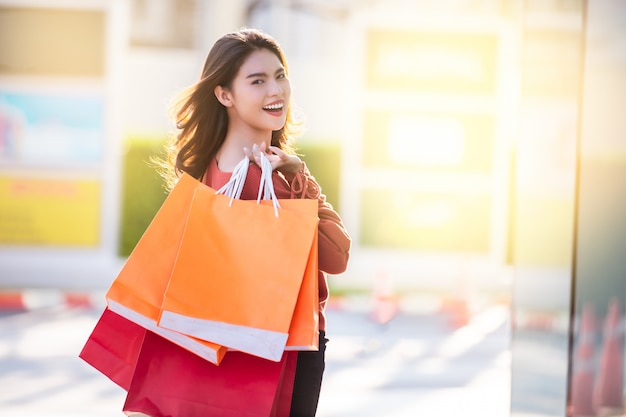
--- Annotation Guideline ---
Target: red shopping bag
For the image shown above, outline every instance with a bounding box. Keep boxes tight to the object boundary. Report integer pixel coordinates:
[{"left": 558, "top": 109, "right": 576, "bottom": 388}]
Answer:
[
  {"left": 106, "top": 173, "right": 226, "bottom": 365},
  {"left": 79, "top": 308, "right": 146, "bottom": 390},
  {"left": 158, "top": 179, "right": 318, "bottom": 361},
  {"left": 272, "top": 348, "right": 298, "bottom": 417},
  {"left": 123, "top": 331, "right": 298, "bottom": 417}
]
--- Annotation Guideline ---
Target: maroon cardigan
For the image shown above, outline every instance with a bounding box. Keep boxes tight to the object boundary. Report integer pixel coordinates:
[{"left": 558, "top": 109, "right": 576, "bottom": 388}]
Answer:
[{"left": 203, "top": 158, "right": 351, "bottom": 332}]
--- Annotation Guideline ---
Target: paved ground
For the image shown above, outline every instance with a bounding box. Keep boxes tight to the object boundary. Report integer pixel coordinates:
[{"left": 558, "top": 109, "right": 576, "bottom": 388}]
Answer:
[{"left": 0, "top": 300, "right": 511, "bottom": 416}]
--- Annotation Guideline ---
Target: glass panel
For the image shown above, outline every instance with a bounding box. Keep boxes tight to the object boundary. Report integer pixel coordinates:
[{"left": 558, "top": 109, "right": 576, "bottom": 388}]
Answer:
[
  {"left": 569, "top": 0, "right": 626, "bottom": 415},
  {"left": 509, "top": 1, "right": 583, "bottom": 415}
]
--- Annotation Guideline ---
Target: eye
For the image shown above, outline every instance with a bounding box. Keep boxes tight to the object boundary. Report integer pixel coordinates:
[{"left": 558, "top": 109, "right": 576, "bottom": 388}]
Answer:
[
  {"left": 277, "top": 72, "right": 286, "bottom": 80},
  {"left": 251, "top": 79, "right": 264, "bottom": 85}
]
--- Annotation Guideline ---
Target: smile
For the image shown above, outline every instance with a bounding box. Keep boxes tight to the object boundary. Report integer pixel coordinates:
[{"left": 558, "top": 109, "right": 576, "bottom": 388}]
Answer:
[{"left": 262, "top": 103, "right": 283, "bottom": 111}]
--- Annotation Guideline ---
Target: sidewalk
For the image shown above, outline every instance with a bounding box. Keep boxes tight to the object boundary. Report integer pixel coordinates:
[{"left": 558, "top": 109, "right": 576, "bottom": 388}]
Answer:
[{"left": 0, "top": 292, "right": 511, "bottom": 416}]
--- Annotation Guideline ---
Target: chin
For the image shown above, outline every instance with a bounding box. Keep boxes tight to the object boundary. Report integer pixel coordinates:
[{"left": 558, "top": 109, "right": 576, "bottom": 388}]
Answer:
[{"left": 268, "top": 121, "right": 287, "bottom": 131}]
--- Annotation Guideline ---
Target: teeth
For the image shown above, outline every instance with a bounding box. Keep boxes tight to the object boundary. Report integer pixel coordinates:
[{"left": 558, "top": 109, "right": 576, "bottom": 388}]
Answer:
[{"left": 263, "top": 103, "right": 283, "bottom": 110}]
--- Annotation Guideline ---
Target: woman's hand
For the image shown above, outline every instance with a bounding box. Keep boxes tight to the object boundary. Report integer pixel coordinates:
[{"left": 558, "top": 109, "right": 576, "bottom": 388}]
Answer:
[{"left": 244, "top": 143, "right": 302, "bottom": 177}]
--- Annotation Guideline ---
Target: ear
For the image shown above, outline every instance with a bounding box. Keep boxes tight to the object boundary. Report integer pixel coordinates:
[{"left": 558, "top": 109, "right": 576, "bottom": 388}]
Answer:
[{"left": 214, "top": 85, "right": 233, "bottom": 107}]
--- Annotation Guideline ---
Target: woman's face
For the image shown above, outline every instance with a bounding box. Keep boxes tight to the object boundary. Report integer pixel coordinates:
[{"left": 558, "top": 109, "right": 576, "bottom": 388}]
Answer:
[{"left": 225, "top": 48, "right": 291, "bottom": 136}]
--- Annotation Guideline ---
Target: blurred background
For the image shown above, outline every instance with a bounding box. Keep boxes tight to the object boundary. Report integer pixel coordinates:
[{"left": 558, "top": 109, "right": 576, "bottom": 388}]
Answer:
[{"left": 0, "top": 0, "right": 625, "bottom": 416}]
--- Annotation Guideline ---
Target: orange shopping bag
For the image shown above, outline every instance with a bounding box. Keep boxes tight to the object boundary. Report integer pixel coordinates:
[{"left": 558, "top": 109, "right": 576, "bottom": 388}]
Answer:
[
  {"left": 278, "top": 200, "right": 319, "bottom": 352},
  {"left": 106, "top": 173, "right": 227, "bottom": 365},
  {"left": 158, "top": 155, "right": 319, "bottom": 361},
  {"left": 260, "top": 164, "right": 320, "bottom": 352}
]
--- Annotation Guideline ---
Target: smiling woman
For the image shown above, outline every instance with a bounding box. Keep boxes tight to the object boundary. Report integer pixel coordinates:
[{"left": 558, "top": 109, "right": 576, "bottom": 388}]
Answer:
[
  {"left": 145, "top": 28, "right": 351, "bottom": 417},
  {"left": 212, "top": 47, "right": 293, "bottom": 171},
  {"left": 157, "top": 28, "right": 301, "bottom": 186}
]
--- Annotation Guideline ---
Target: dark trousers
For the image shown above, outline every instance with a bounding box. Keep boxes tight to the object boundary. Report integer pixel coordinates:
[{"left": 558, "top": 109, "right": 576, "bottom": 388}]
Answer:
[{"left": 289, "top": 331, "right": 328, "bottom": 417}]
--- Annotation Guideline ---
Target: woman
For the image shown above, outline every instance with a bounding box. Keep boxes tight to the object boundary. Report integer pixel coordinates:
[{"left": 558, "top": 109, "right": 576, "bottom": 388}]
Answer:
[{"left": 161, "top": 28, "right": 351, "bottom": 416}]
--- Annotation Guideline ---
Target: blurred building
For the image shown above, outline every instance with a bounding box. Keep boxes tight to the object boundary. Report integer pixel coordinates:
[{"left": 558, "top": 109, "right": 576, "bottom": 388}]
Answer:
[
  {"left": 0, "top": 0, "right": 519, "bottom": 294},
  {"left": 0, "top": 1, "right": 625, "bottom": 415}
]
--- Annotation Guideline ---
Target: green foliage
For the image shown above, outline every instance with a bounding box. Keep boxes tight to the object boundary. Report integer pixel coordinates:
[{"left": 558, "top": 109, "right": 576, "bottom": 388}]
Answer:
[
  {"left": 298, "top": 142, "right": 342, "bottom": 212},
  {"left": 118, "top": 137, "right": 168, "bottom": 257}
]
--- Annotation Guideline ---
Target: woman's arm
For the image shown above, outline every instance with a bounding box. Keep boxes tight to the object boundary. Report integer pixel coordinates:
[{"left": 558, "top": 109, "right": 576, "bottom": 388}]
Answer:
[{"left": 287, "top": 164, "right": 351, "bottom": 275}]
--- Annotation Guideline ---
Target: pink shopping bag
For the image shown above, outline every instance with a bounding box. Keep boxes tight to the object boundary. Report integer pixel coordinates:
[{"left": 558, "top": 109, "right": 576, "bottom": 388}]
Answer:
[
  {"left": 79, "top": 308, "right": 146, "bottom": 391},
  {"left": 123, "top": 331, "right": 298, "bottom": 417}
]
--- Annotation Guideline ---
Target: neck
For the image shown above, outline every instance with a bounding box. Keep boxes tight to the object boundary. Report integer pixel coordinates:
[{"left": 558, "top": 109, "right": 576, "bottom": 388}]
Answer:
[
  {"left": 225, "top": 118, "right": 273, "bottom": 148},
  {"left": 216, "top": 129, "right": 272, "bottom": 172}
]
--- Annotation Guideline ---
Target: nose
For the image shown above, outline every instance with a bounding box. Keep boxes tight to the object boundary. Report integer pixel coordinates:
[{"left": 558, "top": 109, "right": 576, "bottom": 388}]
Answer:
[{"left": 268, "top": 79, "right": 283, "bottom": 96}]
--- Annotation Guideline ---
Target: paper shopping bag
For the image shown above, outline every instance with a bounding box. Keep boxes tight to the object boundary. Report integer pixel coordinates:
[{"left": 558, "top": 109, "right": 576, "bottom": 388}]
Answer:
[
  {"left": 106, "top": 173, "right": 226, "bottom": 365},
  {"left": 277, "top": 200, "right": 319, "bottom": 352},
  {"left": 123, "top": 331, "right": 298, "bottom": 417},
  {"left": 271, "top": 345, "right": 298, "bottom": 416},
  {"left": 158, "top": 183, "right": 318, "bottom": 362},
  {"left": 79, "top": 308, "right": 146, "bottom": 390}
]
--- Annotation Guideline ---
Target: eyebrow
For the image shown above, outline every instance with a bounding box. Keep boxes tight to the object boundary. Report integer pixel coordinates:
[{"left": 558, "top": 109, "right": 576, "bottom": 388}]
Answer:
[{"left": 245, "top": 68, "right": 285, "bottom": 79}]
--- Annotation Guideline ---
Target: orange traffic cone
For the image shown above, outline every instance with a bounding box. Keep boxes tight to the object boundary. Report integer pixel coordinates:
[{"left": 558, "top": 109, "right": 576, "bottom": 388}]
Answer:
[
  {"left": 442, "top": 268, "right": 472, "bottom": 328},
  {"left": 370, "top": 271, "right": 398, "bottom": 325},
  {"left": 570, "top": 303, "right": 597, "bottom": 417},
  {"left": 593, "top": 298, "right": 624, "bottom": 416}
]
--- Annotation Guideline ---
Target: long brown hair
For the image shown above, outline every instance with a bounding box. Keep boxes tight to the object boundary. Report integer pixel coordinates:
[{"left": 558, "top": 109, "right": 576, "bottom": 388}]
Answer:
[{"left": 159, "top": 28, "right": 299, "bottom": 190}]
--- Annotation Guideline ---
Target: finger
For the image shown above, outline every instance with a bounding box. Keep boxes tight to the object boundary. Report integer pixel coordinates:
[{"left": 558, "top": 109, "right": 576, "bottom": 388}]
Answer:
[
  {"left": 268, "top": 146, "right": 285, "bottom": 158},
  {"left": 248, "top": 143, "right": 260, "bottom": 165},
  {"left": 244, "top": 146, "right": 262, "bottom": 165}
]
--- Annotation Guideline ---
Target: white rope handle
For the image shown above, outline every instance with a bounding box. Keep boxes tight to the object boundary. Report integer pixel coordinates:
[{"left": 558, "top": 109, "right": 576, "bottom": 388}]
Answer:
[
  {"left": 215, "top": 153, "right": 281, "bottom": 217},
  {"left": 215, "top": 157, "right": 249, "bottom": 201},
  {"left": 257, "top": 153, "right": 280, "bottom": 217}
]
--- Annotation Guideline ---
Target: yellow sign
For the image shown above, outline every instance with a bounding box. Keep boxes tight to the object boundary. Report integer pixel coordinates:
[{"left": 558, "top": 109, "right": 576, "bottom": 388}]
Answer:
[
  {"left": 366, "top": 29, "right": 498, "bottom": 94},
  {"left": 0, "top": 177, "right": 100, "bottom": 246},
  {"left": 362, "top": 109, "right": 494, "bottom": 172},
  {"left": 0, "top": 7, "right": 105, "bottom": 77},
  {"left": 360, "top": 188, "right": 491, "bottom": 252}
]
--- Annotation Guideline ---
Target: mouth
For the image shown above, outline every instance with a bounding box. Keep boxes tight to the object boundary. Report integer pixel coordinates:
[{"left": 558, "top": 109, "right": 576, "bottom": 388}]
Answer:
[{"left": 262, "top": 102, "right": 284, "bottom": 113}]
